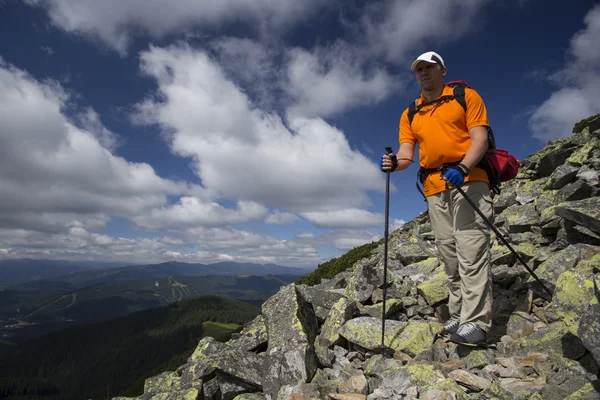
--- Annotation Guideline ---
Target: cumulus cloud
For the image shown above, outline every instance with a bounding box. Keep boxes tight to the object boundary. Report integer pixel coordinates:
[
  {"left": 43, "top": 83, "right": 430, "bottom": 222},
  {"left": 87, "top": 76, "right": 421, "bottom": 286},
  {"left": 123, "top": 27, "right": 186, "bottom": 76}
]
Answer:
[
  {"left": 132, "top": 43, "right": 385, "bottom": 213},
  {"left": 265, "top": 211, "right": 299, "bottom": 224},
  {"left": 301, "top": 208, "right": 385, "bottom": 229},
  {"left": 24, "top": 0, "right": 330, "bottom": 55},
  {"left": 361, "top": 0, "right": 491, "bottom": 64},
  {"left": 0, "top": 59, "right": 205, "bottom": 233},
  {"left": 131, "top": 198, "right": 269, "bottom": 230},
  {"left": 284, "top": 43, "right": 400, "bottom": 118},
  {"left": 0, "top": 225, "right": 323, "bottom": 266},
  {"left": 528, "top": 4, "right": 600, "bottom": 141}
]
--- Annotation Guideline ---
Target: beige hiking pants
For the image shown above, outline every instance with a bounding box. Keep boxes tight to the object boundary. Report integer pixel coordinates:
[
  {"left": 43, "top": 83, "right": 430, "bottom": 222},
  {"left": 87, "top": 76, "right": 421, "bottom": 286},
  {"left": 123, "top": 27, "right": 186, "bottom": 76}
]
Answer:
[{"left": 426, "top": 181, "right": 494, "bottom": 332}]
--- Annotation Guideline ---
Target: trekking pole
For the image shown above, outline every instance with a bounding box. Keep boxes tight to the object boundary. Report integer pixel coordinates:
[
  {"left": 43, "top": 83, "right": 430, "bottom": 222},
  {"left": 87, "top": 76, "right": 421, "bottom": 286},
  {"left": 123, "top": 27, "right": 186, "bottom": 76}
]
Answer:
[
  {"left": 453, "top": 185, "right": 553, "bottom": 298},
  {"left": 381, "top": 146, "right": 393, "bottom": 348}
]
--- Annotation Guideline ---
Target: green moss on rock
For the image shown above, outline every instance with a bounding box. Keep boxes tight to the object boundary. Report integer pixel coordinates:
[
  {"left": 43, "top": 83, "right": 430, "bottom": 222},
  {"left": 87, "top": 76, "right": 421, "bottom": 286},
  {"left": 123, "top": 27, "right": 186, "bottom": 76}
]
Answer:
[
  {"left": 417, "top": 270, "right": 449, "bottom": 305},
  {"left": 389, "top": 321, "right": 441, "bottom": 357},
  {"left": 505, "top": 321, "right": 587, "bottom": 360},
  {"left": 553, "top": 270, "right": 598, "bottom": 335},
  {"left": 563, "top": 382, "right": 599, "bottom": 399},
  {"left": 144, "top": 371, "right": 182, "bottom": 394}
]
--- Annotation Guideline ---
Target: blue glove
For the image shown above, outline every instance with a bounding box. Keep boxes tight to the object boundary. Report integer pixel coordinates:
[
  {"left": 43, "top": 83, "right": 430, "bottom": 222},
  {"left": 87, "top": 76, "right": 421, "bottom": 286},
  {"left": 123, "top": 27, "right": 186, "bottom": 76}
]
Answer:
[
  {"left": 380, "top": 154, "right": 398, "bottom": 173},
  {"left": 441, "top": 165, "right": 467, "bottom": 187}
]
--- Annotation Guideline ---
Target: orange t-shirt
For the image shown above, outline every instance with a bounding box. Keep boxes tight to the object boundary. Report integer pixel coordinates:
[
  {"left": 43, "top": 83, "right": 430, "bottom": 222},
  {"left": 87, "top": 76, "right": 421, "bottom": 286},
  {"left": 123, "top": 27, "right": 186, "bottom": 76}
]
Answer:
[{"left": 399, "top": 84, "right": 490, "bottom": 196}]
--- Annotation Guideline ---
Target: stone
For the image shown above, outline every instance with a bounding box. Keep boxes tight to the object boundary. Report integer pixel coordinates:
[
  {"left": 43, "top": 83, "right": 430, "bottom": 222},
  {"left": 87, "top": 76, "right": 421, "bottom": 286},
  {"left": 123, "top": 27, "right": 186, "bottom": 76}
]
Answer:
[
  {"left": 357, "top": 299, "right": 402, "bottom": 319},
  {"left": 504, "top": 321, "right": 587, "bottom": 360},
  {"left": 217, "top": 370, "right": 259, "bottom": 400},
  {"left": 395, "top": 257, "right": 440, "bottom": 278},
  {"left": 344, "top": 261, "right": 382, "bottom": 303},
  {"left": 262, "top": 285, "right": 319, "bottom": 400},
  {"left": 483, "top": 364, "right": 526, "bottom": 379},
  {"left": 555, "top": 198, "right": 600, "bottom": 235},
  {"left": 530, "top": 246, "right": 582, "bottom": 289},
  {"left": 392, "top": 241, "right": 432, "bottom": 265},
  {"left": 417, "top": 271, "right": 449, "bottom": 305},
  {"left": 319, "top": 297, "right": 357, "bottom": 346},
  {"left": 389, "top": 321, "right": 440, "bottom": 358},
  {"left": 562, "top": 382, "right": 600, "bottom": 399},
  {"left": 520, "top": 353, "right": 554, "bottom": 376},
  {"left": 506, "top": 312, "right": 536, "bottom": 339},
  {"left": 339, "top": 317, "right": 406, "bottom": 353},
  {"left": 297, "top": 285, "right": 348, "bottom": 309},
  {"left": 420, "top": 389, "right": 457, "bottom": 400},
  {"left": 576, "top": 165, "right": 600, "bottom": 184},
  {"left": 203, "top": 377, "right": 220, "bottom": 400},
  {"left": 328, "top": 394, "right": 367, "bottom": 400},
  {"left": 552, "top": 269, "right": 598, "bottom": 335},
  {"left": 144, "top": 371, "right": 183, "bottom": 394},
  {"left": 448, "top": 369, "right": 492, "bottom": 392},
  {"left": 558, "top": 179, "right": 595, "bottom": 202},
  {"left": 377, "top": 364, "right": 446, "bottom": 393},
  {"left": 499, "top": 377, "right": 547, "bottom": 395},
  {"left": 578, "top": 301, "right": 600, "bottom": 367},
  {"left": 543, "top": 163, "right": 579, "bottom": 190},
  {"left": 567, "top": 136, "right": 600, "bottom": 164},
  {"left": 502, "top": 203, "right": 540, "bottom": 233},
  {"left": 537, "top": 147, "right": 577, "bottom": 177},
  {"left": 494, "top": 188, "right": 518, "bottom": 213},
  {"left": 228, "top": 315, "right": 268, "bottom": 352},
  {"left": 338, "top": 373, "right": 368, "bottom": 395}
]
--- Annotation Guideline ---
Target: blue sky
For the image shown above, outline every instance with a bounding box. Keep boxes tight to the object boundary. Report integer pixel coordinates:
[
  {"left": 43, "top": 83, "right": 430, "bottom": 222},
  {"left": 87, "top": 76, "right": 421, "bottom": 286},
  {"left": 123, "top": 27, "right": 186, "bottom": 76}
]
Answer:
[{"left": 0, "top": 0, "right": 599, "bottom": 268}]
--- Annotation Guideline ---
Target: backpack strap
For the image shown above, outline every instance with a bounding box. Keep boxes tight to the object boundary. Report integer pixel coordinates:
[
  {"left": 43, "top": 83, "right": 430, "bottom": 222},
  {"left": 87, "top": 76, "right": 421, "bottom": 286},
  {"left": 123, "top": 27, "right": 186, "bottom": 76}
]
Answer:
[
  {"left": 451, "top": 83, "right": 467, "bottom": 112},
  {"left": 407, "top": 98, "right": 419, "bottom": 124},
  {"left": 448, "top": 81, "right": 497, "bottom": 149}
]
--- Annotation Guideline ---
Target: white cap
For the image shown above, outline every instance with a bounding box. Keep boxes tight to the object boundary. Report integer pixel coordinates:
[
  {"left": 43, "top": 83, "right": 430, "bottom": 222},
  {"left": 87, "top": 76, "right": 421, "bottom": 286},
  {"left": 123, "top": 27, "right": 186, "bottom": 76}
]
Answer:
[{"left": 410, "top": 51, "right": 446, "bottom": 71}]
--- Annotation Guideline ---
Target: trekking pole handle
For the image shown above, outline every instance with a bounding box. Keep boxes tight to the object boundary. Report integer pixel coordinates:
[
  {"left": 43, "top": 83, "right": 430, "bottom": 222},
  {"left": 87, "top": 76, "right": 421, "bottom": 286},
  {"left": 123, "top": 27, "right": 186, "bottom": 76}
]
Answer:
[{"left": 385, "top": 146, "right": 393, "bottom": 155}]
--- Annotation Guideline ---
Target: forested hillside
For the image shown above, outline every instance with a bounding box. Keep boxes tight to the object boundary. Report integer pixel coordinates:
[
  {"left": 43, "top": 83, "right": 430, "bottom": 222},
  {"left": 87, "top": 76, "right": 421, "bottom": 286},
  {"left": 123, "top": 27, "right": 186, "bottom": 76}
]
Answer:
[{"left": 0, "top": 295, "right": 259, "bottom": 400}]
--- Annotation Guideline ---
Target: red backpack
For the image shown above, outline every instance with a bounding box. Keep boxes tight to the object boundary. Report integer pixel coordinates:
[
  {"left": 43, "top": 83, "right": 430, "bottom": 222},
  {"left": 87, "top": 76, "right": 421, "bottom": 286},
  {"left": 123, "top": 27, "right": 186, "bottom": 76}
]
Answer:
[{"left": 407, "top": 80, "right": 519, "bottom": 197}]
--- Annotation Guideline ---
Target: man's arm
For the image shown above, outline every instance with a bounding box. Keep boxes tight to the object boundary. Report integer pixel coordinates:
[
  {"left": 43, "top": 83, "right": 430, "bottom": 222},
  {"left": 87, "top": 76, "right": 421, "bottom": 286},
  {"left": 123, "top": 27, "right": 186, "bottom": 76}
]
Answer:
[
  {"left": 394, "top": 142, "right": 415, "bottom": 171},
  {"left": 460, "top": 126, "right": 488, "bottom": 172}
]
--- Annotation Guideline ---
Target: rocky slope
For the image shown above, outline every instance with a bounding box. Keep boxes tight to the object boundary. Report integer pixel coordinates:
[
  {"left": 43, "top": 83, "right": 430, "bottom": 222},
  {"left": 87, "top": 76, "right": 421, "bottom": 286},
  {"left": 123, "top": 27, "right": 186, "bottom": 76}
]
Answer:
[{"left": 114, "top": 117, "right": 600, "bottom": 399}]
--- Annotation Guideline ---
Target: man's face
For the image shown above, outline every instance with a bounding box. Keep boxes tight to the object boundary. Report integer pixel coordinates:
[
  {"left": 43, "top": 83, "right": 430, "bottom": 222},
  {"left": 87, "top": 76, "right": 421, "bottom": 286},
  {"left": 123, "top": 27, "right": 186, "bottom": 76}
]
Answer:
[{"left": 415, "top": 62, "right": 446, "bottom": 91}]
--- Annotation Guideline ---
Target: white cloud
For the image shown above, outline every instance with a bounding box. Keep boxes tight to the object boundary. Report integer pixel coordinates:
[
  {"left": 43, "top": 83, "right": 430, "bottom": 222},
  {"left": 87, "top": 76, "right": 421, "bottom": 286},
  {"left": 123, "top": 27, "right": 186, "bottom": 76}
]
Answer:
[
  {"left": 301, "top": 208, "right": 384, "bottom": 229},
  {"left": 300, "top": 210, "right": 405, "bottom": 230},
  {"left": 0, "top": 225, "right": 322, "bottom": 266},
  {"left": 528, "top": 4, "right": 600, "bottom": 141},
  {"left": 0, "top": 59, "right": 205, "bottom": 233},
  {"left": 132, "top": 43, "right": 385, "bottom": 213},
  {"left": 361, "top": 0, "right": 491, "bottom": 64},
  {"left": 131, "top": 198, "right": 268, "bottom": 230},
  {"left": 265, "top": 211, "right": 299, "bottom": 224},
  {"left": 284, "top": 43, "right": 400, "bottom": 118},
  {"left": 25, "top": 0, "right": 330, "bottom": 55},
  {"left": 74, "top": 108, "right": 121, "bottom": 151},
  {"left": 210, "top": 37, "right": 279, "bottom": 110}
]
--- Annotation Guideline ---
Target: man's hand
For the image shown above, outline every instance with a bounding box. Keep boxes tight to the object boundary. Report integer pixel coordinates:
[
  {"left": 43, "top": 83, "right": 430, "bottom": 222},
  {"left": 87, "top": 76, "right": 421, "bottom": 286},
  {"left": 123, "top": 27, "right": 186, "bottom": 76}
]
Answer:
[
  {"left": 441, "top": 165, "right": 467, "bottom": 187},
  {"left": 380, "top": 153, "right": 398, "bottom": 172}
]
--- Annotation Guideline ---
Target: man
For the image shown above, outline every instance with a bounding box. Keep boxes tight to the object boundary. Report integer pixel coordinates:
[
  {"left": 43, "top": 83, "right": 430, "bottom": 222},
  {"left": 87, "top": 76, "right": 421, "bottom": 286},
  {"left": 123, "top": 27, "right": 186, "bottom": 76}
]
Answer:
[{"left": 380, "top": 51, "right": 494, "bottom": 345}]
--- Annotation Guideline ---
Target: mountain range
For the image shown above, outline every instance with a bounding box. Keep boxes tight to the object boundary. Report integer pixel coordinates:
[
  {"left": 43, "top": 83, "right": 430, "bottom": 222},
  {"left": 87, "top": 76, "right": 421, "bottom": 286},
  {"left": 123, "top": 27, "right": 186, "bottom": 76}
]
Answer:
[
  {"left": 0, "top": 260, "right": 310, "bottom": 343},
  {"left": 0, "top": 259, "right": 311, "bottom": 287}
]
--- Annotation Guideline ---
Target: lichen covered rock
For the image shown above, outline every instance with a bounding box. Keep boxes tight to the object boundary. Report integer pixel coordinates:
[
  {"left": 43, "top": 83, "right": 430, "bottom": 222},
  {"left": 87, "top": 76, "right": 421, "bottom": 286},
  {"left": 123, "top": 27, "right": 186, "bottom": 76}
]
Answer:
[{"left": 261, "top": 284, "right": 319, "bottom": 400}]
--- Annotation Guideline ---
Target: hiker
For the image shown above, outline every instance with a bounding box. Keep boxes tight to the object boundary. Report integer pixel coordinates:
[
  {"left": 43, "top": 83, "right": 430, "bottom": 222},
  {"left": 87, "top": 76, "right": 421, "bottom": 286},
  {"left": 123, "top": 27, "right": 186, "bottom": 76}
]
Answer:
[{"left": 380, "top": 51, "right": 494, "bottom": 345}]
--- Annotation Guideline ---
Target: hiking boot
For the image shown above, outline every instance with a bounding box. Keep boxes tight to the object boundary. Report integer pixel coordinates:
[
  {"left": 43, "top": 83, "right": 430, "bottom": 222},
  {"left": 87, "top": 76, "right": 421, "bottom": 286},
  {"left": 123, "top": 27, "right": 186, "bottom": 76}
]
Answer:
[
  {"left": 441, "top": 318, "right": 459, "bottom": 334},
  {"left": 450, "top": 322, "right": 486, "bottom": 344}
]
